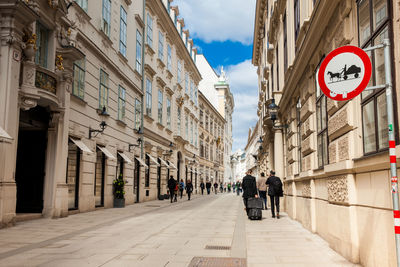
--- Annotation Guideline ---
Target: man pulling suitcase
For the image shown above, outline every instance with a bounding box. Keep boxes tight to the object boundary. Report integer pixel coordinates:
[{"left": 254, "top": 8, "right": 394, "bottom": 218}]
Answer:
[{"left": 242, "top": 169, "right": 261, "bottom": 220}]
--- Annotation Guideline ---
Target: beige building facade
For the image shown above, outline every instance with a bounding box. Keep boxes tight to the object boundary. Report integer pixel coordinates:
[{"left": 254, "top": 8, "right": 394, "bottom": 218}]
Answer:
[
  {"left": 198, "top": 91, "right": 225, "bottom": 184},
  {"left": 253, "top": 0, "right": 400, "bottom": 266},
  {"left": 0, "top": 0, "right": 203, "bottom": 227}
]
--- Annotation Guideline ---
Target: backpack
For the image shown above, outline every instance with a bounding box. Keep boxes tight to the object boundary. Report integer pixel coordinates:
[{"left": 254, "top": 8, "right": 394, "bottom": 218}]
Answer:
[
  {"left": 179, "top": 183, "right": 184, "bottom": 190},
  {"left": 272, "top": 178, "right": 283, "bottom": 196}
]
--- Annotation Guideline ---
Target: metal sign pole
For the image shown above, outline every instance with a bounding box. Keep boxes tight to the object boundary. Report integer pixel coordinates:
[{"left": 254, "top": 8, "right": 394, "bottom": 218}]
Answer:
[{"left": 383, "top": 38, "right": 400, "bottom": 267}]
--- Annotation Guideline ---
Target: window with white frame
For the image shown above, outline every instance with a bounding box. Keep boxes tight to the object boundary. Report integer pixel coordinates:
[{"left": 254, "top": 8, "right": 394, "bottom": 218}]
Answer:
[
  {"left": 146, "top": 78, "right": 152, "bottom": 116},
  {"left": 118, "top": 86, "right": 126, "bottom": 121},
  {"left": 177, "top": 60, "right": 182, "bottom": 83},
  {"left": 158, "top": 89, "right": 163, "bottom": 124},
  {"left": 119, "top": 6, "right": 127, "bottom": 57},
  {"left": 166, "top": 97, "right": 171, "bottom": 129},
  {"left": 73, "top": 58, "right": 85, "bottom": 99},
  {"left": 316, "top": 67, "right": 328, "bottom": 167},
  {"left": 35, "top": 22, "right": 49, "bottom": 68},
  {"left": 194, "top": 86, "right": 198, "bottom": 105},
  {"left": 99, "top": 69, "right": 109, "bottom": 111},
  {"left": 102, "top": 0, "right": 111, "bottom": 36},
  {"left": 158, "top": 31, "right": 164, "bottom": 61},
  {"left": 185, "top": 114, "right": 189, "bottom": 139},
  {"left": 185, "top": 73, "right": 189, "bottom": 94},
  {"left": 177, "top": 107, "right": 181, "bottom": 135},
  {"left": 190, "top": 120, "right": 193, "bottom": 144},
  {"left": 190, "top": 80, "right": 194, "bottom": 100},
  {"left": 167, "top": 44, "right": 172, "bottom": 71},
  {"left": 134, "top": 99, "right": 141, "bottom": 130},
  {"left": 136, "top": 30, "right": 142, "bottom": 73},
  {"left": 296, "top": 98, "right": 302, "bottom": 173},
  {"left": 146, "top": 13, "right": 153, "bottom": 48}
]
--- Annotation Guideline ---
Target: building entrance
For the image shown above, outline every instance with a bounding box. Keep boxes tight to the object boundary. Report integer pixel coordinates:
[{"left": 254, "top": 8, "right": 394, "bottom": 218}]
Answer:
[{"left": 15, "top": 106, "right": 50, "bottom": 213}]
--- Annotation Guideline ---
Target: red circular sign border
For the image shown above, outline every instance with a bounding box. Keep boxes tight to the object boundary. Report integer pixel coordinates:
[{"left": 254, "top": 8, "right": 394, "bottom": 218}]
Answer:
[{"left": 318, "top": 45, "right": 372, "bottom": 101}]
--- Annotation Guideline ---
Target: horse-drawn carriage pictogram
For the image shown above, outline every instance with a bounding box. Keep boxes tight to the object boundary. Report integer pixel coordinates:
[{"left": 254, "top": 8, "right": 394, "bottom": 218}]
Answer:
[{"left": 327, "top": 64, "right": 361, "bottom": 82}]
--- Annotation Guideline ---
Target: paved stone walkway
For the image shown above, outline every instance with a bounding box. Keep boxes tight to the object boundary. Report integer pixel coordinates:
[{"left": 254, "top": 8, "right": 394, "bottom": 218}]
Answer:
[{"left": 0, "top": 194, "right": 358, "bottom": 266}]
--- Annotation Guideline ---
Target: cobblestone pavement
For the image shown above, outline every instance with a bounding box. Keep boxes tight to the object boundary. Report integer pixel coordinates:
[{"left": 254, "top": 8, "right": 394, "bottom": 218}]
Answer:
[{"left": 0, "top": 194, "right": 359, "bottom": 267}]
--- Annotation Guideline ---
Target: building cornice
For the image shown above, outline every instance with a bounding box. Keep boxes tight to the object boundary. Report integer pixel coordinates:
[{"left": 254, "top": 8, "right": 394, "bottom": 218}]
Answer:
[{"left": 252, "top": 0, "right": 267, "bottom": 66}]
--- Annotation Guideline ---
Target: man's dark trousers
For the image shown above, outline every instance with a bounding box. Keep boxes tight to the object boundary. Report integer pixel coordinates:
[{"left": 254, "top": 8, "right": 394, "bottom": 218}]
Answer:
[
  {"left": 270, "top": 195, "right": 280, "bottom": 216},
  {"left": 243, "top": 198, "right": 249, "bottom": 215}
]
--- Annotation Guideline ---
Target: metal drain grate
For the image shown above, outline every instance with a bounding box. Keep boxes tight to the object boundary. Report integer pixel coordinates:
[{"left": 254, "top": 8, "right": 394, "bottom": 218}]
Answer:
[
  {"left": 188, "top": 257, "right": 246, "bottom": 267},
  {"left": 205, "top": 245, "right": 231, "bottom": 250}
]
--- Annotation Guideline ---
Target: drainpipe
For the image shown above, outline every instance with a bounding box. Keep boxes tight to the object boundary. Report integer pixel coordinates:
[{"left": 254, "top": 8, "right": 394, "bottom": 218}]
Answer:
[{"left": 141, "top": 0, "right": 146, "bottom": 160}]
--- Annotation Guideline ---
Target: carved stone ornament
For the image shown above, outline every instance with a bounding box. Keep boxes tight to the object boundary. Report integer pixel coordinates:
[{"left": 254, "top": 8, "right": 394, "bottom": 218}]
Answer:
[
  {"left": 55, "top": 55, "right": 64, "bottom": 71},
  {"left": 327, "top": 176, "right": 348, "bottom": 203},
  {"left": 21, "top": 32, "right": 37, "bottom": 61},
  {"left": 19, "top": 96, "right": 38, "bottom": 111},
  {"left": 302, "top": 182, "right": 311, "bottom": 198}
]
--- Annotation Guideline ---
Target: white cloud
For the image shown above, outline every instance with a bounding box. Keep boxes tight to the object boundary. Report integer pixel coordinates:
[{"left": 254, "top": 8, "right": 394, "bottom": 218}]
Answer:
[
  {"left": 225, "top": 60, "right": 259, "bottom": 152},
  {"left": 173, "top": 0, "right": 257, "bottom": 44}
]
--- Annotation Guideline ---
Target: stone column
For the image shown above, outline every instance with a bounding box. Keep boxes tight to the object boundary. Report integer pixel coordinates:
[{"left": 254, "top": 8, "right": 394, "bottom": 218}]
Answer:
[{"left": 273, "top": 127, "right": 284, "bottom": 178}]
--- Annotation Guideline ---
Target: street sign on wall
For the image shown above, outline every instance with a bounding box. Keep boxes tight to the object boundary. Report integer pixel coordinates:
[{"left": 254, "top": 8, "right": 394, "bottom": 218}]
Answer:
[{"left": 318, "top": 45, "right": 372, "bottom": 101}]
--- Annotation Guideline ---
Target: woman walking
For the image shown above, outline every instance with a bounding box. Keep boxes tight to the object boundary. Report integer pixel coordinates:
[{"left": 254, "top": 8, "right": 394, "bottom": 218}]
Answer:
[{"left": 186, "top": 180, "right": 193, "bottom": 200}]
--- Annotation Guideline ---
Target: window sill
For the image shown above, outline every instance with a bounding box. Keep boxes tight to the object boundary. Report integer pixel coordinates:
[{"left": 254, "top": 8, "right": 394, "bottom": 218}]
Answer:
[
  {"left": 116, "top": 119, "right": 127, "bottom": 127},
  {"left": 166, "top": 69, "right": 173, "bottom": 80},
  {"left": 118, "top": 52, "right": 128, "bottom": 63},
  {"left": 144, "top": 114, "right": 154, "bottom": 122},
  {"left": 71, "top": 94, "right": 87, "bottom": 105},
  {"left": 99, "top": 29, "right": 113, "bottom": 46},
  {"left": 134, "top": 69, "right": 142, "bottom": 80},
  {"left": 145, "top": 43, "right": 155, "bottom": 56},
  {"left": 157, "top": 58, "right": 165, "bottom": 69},
  {"left": 166, "top": 128, "right": 173, "bottom": 134},
  {"left": 156, "top": 122, "right": 164, "bottom": 130},
  {"left": 353, "top": 149, "right": 389, "bottom": 162}
]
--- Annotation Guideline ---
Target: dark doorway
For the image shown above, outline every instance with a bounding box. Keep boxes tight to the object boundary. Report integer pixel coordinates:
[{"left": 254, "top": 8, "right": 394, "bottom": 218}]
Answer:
[
  {"left": 185, "top": 166, "right": 188, "bottom": 184},
  {"left": 157, "top": 158, "right": 161, "bottom": 199},
  {"left": 134, "top": 158, "right": 140, "bottom": 202},
  {"left": 15, "top": 106, "right": 49, "bottom": 213},
  {"left": 67, "top": 140, "right": 80, "bottom": 210},
  {"left": 177, "top": 152, "right": 181, "bottom": 182},
  {"left": 94, "top": 148, "right": 105, "bottom": 207}
]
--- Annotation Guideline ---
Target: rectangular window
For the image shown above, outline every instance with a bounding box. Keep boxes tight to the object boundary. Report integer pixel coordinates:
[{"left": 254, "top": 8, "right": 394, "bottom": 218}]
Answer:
[
  {"left": 167, "top": 0, "right": 170, "bottom": 13},
  {"left": 177, "top": 60, "right": 182, "bottom": 83},
  {"left": 205, "top": 115, "right": 209, "bottom": 131},
  {"left": 283, "top": 10, "right": 288, "bottom": 73},
  {"left": 276, "top": 47, "right": 279, "bottom": 91},
  {"left": 118, "top": 86, "right": 126, "bottom": 121},
  {"left": 167, "top": 44, "right": 172, "bottom": 71},
  {"left": 167, "top": 97, "right": 171, "bottom": 129},
  {"left": 200, "top": 110, "right": 204, "bottom": 127},
  {"left": 190, "top": 80, "right": 194, "bottom": 100},
  {"left": 73, "top": 59, "right": 85, "bottom": 99},
  {"left": 158, "top": 31, "right": 164, "bottom": 61},
  {"left": 358, "top": 0, "right": 391, "bottom": 155},
  {"left": 146, "top": 78, "right": 152, "bottom": 116},
  {"left": 146, "top": 13, "right": 153, "bottom": 48},
  {"left": 35, "top": 22, "right": 49, "bottom": 68},
  {"left": 102, "top": 0, "right": 111, "bottom": 36},
  {"left": 185, "top": 114, "right": 189, "bottom": 139},
  {"left": 99, "top": 69, "right": 109, "bottom": 111},
  {"left": 190, "top": 120, "right": 193, "bottom": 144},
  {"left": 145, "top": 155, "right": 150, "bottom": 187},
  {"left": 185, "top": 73, "right": 189, "bottom": 93},
  {"left": 296, "top": 98, "right": 302, "bottom": 173},
  {"left": 119, "top": 6, "right": 127, "bottom": 57},
  {"left": 177, "top": 107, "right": 181, "bottom": 135},
  {"left": 134, "top": 99, "right": 141, "bottom": 130},
  {"left": 136, "top": 30, "right": 142, "bottom": 73},
  {"left": 75, "top": 0, "right": 88, "bottom": 12},
  {"left": 158, "top": 89, "right": 163, "bottom": 124},
  {"left": 294, "top": 0, "right": 300, "bottom": 41},
  {"left": 195, "top": 87, "right": 198, "bottom": 105},
  {"left": 316, "top": 92, "right": 328, "bottom": 167},
  {"left": 200, "top": 140, "right": 204, "bottom": 157},
  {"left": 271, "top": 63, "right": 274, "bottom": 92},
  {"left": 195, "top": 125, "right": 198, "bottom": 147}
]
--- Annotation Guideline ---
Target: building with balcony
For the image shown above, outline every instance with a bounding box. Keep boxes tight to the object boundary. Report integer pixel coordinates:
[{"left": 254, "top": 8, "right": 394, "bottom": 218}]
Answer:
[{"left": 252, "top": 0, "right": 400, "bottom": 266}]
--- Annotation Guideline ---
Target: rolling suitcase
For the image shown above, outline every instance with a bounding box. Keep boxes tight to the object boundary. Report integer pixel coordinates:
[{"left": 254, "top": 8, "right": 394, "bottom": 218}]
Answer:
[{"left": 247, "top": 197, "right": 263, "bottom": 220}]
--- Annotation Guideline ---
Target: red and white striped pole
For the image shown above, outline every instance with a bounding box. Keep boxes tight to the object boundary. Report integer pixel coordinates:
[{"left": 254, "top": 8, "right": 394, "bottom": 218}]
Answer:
[{"left": 383, "top": 38, "right": 400, "bottom": 266}]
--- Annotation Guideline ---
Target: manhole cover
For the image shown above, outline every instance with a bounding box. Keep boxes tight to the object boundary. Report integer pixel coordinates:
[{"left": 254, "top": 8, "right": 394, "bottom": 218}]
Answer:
[
  {"left": 188, "top": 257, "right": 246, "bottom": 267},
  {"left": 205, "top": 245, "right": 231, "bottom": 250}
]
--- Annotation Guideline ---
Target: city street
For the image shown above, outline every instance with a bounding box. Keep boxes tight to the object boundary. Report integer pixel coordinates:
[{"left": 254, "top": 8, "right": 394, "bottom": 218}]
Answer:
[{"left": 0, "top": 194, "right": 357, "bottom": 267}]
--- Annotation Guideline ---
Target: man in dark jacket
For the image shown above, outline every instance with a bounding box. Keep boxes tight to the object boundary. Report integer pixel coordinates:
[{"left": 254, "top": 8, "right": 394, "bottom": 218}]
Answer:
[
  {"left": 242, "top": 170, "right": 258, "bottom": 215},
  {"left": 206, "top": 180, "right": 212, "bottom": 194},
  {"left": 200, "top": 181, "right": 205, "bottom": 195},
  {"left": 168, "top": 176, "right": 177, "bottom": 203},
  {"left": 266, "top": 170, "right": 283, "bottom": 218}
]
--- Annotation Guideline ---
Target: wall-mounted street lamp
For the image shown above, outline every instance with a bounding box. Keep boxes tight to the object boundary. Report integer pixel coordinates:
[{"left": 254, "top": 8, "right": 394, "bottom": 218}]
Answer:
[
  {"left": 267, "top": 99, "right": 288, "bottom": 129},
  {"left": 163, "top": 142, "right": 175, "bottom": 156},
  {"left": 89, "top": 106, "right": 108, "bottom": 139},
  {"left": 129, "top": 137, "right": 143, "bottom": 152}
]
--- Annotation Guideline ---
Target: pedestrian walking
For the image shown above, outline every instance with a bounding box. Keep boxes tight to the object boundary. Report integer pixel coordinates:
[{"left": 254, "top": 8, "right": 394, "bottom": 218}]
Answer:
[
  {"left": 213, "top": 181, "right": 218, "bottom": 194},
  {"left": 168, "top": 176, "right": 177, "bottom": 203},
  {"left": 186, "top": 179, "right": 193, "bottom": 200},
  {"left": 200, "top": 181, "right": 205, "bottom": 195},
  {"left": 257, "top": 172, "right": 268, "bottom": 210},
  {"left": 179, "top": 179, "right": 185, "bottom": 199},
  {"left": 236, "top": 180, "right": 241, "bottom": 196},
  {"left": 242, "top": 170, "right": 258, "bottom": 215},
  {"left": 206, "top": 180, "right": 211, "bottom": 194},
  {"left": 266, "top": 170, "right": 283, "bottom": 219},
  {"left": 227, "top": 183, "right": 231, "bottom": 193},
  {"left": 220, "top": 182, "right": 223, "bottom": 193}
]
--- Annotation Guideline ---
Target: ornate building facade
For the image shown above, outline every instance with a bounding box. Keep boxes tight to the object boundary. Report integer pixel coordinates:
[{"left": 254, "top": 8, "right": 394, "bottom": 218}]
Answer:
[
  {"left": 0, "top": 0, "right": 204, "bottom": 227},
  {"left": 252, "top": 0, "right": 400, "bottom": 266}
]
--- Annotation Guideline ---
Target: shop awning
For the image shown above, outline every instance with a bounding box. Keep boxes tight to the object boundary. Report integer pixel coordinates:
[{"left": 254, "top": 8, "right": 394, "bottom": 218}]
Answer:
[
  {"left": 146, "top": 153, "right": 160, "bottom": 166},
  {"left": 135, "top": 157, "right": 148, "bottom": 168},
  {"left": 0, "top": 126, "right": 12, "bottom": 143},
  {"left": 168, "top": 161, "right": 177, "bottom": 169},
  {"left": 118, "top": 152, "right": 132, "bottom": 164},
  {"left": 70, "top": 138, "right": 93, "bottom": 153},
  {"left": 97, "top": 146, "right": 116, "bottom": 159},
  {"left": 158, "top": 157, "right": 170, "bottom": 168}
]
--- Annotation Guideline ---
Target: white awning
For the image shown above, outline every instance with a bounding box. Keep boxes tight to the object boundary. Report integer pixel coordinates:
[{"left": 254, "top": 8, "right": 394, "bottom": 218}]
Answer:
[
  {"left": 135, "top": 157, "right": 148, "bottom": 168},
  {"left": 97, "top": 146, "right": 116, "bottom": 159},
  {"left": 158, "top": 157, "right": 169, "bottom": 167},
  {"left": 0, "top": 126, "right": 12, "bottom": 143},
  {"left": 118, "top": 152, "right": 132, "bottom": 164},
  {"left": 168, "top": 161, "right": 177, "bottom": 169},
  {"left": 70, "top": 138, "right": 93, "bottom": 153},
  {"left": 146, "top": 153, "right": 160, "bottom": 166}
]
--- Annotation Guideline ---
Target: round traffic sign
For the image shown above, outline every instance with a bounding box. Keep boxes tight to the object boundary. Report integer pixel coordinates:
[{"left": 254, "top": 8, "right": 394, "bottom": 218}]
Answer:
[{"left": 318, "top": 45, "right": 372, "bottom": 101}]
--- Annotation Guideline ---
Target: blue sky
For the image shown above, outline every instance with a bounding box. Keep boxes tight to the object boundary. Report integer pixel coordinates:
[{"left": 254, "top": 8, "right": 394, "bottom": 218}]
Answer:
[{"left": 174, "top": 0, "right": 258, "bottom": 152}]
